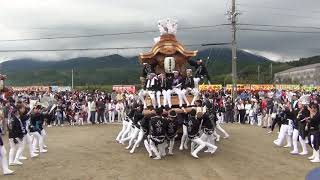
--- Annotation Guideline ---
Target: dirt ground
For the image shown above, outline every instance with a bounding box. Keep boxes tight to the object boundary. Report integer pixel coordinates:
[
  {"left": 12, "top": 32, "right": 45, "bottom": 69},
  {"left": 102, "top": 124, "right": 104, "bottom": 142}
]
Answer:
[{"left": 1, "top": 124, "right": 318, "bottom": 180}]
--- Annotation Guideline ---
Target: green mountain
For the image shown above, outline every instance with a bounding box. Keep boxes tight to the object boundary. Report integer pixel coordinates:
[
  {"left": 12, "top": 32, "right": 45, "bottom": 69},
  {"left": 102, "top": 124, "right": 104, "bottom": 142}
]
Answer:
[{"left": 1, "top": 48, "right": 318, "bottom": 86}]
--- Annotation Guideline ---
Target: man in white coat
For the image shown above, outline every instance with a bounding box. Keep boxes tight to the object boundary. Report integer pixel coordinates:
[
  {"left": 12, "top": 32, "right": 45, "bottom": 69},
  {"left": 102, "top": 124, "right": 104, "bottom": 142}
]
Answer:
[{"left": 116, "top": 100, "right": 125, "bottom": 122}]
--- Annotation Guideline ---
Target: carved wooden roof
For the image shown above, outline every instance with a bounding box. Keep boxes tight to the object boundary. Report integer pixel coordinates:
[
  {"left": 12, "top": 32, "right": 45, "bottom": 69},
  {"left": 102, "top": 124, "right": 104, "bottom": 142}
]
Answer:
[{"left": 139, "top": 34, "right": 197, "bottom": 63}]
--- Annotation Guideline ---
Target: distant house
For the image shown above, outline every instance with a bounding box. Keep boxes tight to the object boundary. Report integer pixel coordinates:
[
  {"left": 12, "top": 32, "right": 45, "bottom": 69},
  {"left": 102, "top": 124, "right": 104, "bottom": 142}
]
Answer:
[{"left": 274, "top": 63, "right": 320, "bottom": 86}]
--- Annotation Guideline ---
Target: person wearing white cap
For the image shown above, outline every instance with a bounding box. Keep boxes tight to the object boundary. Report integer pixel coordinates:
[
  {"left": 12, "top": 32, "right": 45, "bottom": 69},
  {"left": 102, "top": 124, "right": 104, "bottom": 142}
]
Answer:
[{"left": 181, "top": 69, "right": 199, "bottom": 106}]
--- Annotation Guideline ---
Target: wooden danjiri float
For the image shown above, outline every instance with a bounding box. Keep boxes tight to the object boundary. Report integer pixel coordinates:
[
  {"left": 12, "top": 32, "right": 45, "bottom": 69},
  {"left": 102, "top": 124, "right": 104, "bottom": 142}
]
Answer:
[{"left": 139, "top": 19, "right": 198, "bottom": 115}]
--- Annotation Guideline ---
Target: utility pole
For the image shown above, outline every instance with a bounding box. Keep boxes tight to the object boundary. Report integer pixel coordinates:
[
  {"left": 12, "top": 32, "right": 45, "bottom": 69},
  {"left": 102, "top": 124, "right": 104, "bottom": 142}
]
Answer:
[
  {"left": 229, "top": 0, "right": 239, "bottom": 101},
  {"left": 258, "top": 65, "right": 260, "bottom": 83},
  {"left": 71, "top": 69, "right": 74, "bottom": 90},
  {"left": 270, "top": 63, "right": 273, "bottom": 83}
]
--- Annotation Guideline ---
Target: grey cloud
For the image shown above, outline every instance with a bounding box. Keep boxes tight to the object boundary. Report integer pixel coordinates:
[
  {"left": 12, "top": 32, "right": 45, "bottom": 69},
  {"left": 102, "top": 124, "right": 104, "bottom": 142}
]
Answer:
[{"left": 0, "top": 0, "right": 319, "bottom": 62}]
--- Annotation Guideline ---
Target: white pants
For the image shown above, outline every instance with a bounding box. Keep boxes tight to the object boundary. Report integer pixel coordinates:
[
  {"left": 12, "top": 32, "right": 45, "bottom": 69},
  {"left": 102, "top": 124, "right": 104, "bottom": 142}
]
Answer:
[
  {"left": 78, "top": 117, "right": 84, "bottom": 125},
  {"left": 257, "top": 115, "right": 263, "bottom": 126},
  {"left": 168, "top": 138, "right": 175, "bottom": 154},
  {"left": 0, "top": 146, "right": 11, "bottom": 174},
  {"left": 249, "top": 116, "right": 255, "bottom": 125},
  {"left": 191, "top": 137, "right": 217, "bottom": 156},
  {"left": 162, "top": 90, "right": 172, "bottom": 108},
  {"left": 216, "top": 123, "right": 229, "bottom": 138},
  {"left": 275, "top": 124, "right": 292, "bottom": 147},
  {"left": 21, "top": 133, "right": 34, "bottom": 157},
  {"left": 41, "top": 129, "right": 47, "bottom": 147},
  {"left": 181, "top": 88, "right": 199, "bottom": 106},
  {"left": 200, "top": 133, "right": 215, "bottom": 152},
  {"left": 263, "top": 113, "right": 272, "bottom": 127},
  {"left": 179, "top": 125, "right": 189, "bottom": 150},
  {"left": 86, "top": 111, "right": 91, "bottom": 124},
  {"left": 157, "top": 90, "right": 171, "bottom": 108},
  {"left": 124, "top": 127, "right": 140, "bottom": 149},
  {"left": 193, "top": 78, "right": 200, "bottom": 91},
  {"left": 120, "top": 121, "right": 133, "bottom": 141},
  {"left": 292, "top": 129, "right": 308, "bottom": 154},
  {"left": 172, "top": 88, "right": 184, "bottom": 107},
  {"left": 117, "top": 110, "right": 124, "bottom": 122},
  {"left": 109, "top": 111, "right": 115, "bottom": 123},
  {"left": 116, "top": 121, "right": 128, "bottom": 142},
  {"left": 130, "top": 129, "right": 145, "bottom": 153},
  {"left": 156, "top": 91, "right": 162, "bottom": 108},
  {"left": 218, "top": 113, "right": 225, "bottom": 124},
  {"left": 8, "top": 138, "right": 23, "bottom": 164},
  {"left": 138, "top": 90, "right": 148, "bottom": 109},
  {"left": 144, "top": 137, "right": 153, "bottom": 157},
  {"left": 148, "top": 91, "right": 157, "bottom": 108},
  {"left": 31, "top": 132, "right": 45, "bottom": 152},
  {"left": 149, "top": 140, "right": 162, "bottom": 159}
]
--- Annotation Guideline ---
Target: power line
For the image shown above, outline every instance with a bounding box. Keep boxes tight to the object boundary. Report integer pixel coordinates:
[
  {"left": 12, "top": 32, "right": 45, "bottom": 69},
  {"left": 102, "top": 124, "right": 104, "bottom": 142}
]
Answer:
[
  {"left": 0, "top": 42, "right": 231, "bottom": 53},
  {"left": 241, "top": 11, "right": 317, "bottom": 20},
  {"left": 238, "top": 28, "right": 320, "bottom": 34},
  {"left": 0, "top": 24, "right": 230, "bottom": 42},
  {"left": 237, "top": 3, "right": 320, "bottom": 14},
  {"left": 239, "top": 23, "right": 320, "bottom": 30}
]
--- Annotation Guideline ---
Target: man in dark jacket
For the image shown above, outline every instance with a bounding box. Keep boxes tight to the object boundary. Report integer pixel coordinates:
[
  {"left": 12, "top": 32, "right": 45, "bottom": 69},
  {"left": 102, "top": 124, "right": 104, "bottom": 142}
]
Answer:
[
  {"left": 225, "top": 97, "right": 234, "bottom": 123},
  {"left": 188, "top": 59, "right": 211, "bottom": 88},
  {"left": 149, "top": 108, "right": 168, "bottom": 160},
  {"left": 29, "top": 105, "right": 47, "bottom": 154},
  {"left": 140, "top": 63, "right": 152, "bottom": 87},
  {"left": 96, "top": 99, "right": 106, "bottom": 124},
  {"left": 8, "top": 104, "right": 24, "bottom": 166}
]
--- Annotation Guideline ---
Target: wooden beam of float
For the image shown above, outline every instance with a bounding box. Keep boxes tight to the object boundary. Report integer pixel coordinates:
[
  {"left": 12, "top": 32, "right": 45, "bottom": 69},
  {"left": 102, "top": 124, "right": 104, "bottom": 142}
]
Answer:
[
  {"left": 143, "top": 107, "right": 195, "bottom": 117},
  {"left": 139, "top": 34, "right": 198, "bottom": 76}
]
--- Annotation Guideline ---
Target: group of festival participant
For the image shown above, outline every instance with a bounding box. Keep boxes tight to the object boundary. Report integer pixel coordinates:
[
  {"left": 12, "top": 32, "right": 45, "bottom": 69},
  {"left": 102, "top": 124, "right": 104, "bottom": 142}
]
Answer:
[
  {"left": 0, "top": 97, "right": 49, "bottom": 175},
  {"left": 116, "top": 98, "right": 229, "bottom": 160},
  {"left": 139, "top": 59, "right": 210, "bottom": 109},
  {"left": 269, "top": 92, "right": 320, "bottom": 163},
  {"left": 228, "top": 89, "right": 320, "bottom": 163}
]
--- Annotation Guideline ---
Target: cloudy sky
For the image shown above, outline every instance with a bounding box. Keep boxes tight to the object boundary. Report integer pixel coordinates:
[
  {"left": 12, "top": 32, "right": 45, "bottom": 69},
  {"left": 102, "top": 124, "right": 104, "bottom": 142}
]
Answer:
[{"left": 0, "top": 0, "right": 320, "bottom": 62}]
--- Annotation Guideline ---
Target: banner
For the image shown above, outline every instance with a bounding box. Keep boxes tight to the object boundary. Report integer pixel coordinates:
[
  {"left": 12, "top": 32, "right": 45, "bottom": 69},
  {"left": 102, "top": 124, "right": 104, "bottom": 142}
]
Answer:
[
  {"left": 275, "top": 84, "right": 300, "bottom": 91},
  {"left": 51, "top": 86, "right": 72, "bottom": 92},
  {"left": 199, "top": 84, "right": 222, "bottom": 92},
  {"left": 113, "top": 85, "right": 136, "bottom": 93},
  {"left": 12, "top": 86, "right": 50, "bottom": 92},
  {"left": 251, "top": 84, "right": 274, "bottom": 91},
  {"left": 226, "top": 84, "right": 251, "bottom": 91},
  {"left": 301, "top": 85, "right": 316, "bottom": 92}
]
